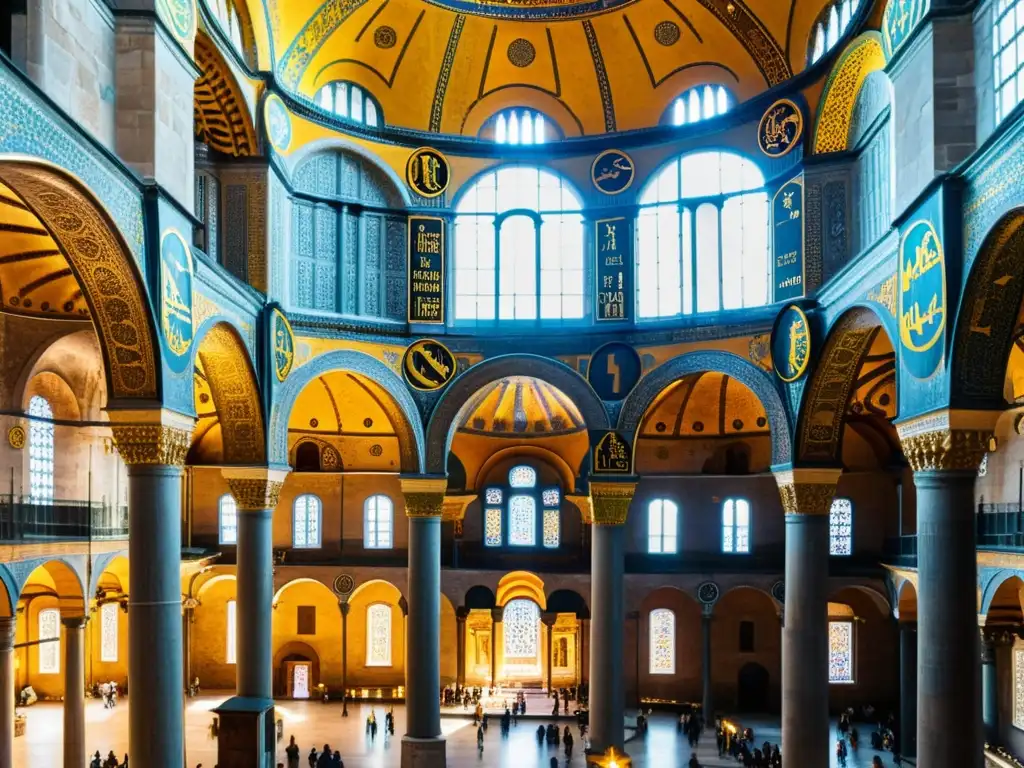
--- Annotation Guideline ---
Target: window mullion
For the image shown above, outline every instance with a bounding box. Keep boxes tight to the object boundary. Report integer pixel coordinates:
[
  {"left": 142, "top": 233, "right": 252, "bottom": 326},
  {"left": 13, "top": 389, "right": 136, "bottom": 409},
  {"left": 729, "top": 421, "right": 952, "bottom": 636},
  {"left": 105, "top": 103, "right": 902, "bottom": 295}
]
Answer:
[{"left": 717, "top": 202, "right": 724, "bottom": 311}]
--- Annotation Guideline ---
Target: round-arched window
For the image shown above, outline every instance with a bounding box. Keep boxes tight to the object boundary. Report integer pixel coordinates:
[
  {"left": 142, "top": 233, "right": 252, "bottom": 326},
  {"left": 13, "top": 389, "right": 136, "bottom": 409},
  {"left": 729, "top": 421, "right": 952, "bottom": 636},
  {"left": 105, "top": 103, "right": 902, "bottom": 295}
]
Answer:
[{"left": 315, "top": 81, "right": 382, "bottom": 127}]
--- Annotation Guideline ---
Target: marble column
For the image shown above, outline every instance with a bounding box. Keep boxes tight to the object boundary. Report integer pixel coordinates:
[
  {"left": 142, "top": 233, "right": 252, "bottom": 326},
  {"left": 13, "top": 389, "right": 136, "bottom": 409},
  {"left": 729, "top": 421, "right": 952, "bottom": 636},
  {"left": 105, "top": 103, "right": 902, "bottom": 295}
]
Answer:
[
  {"left": 774, "top": 468, "right": 839, "bottom": 768},
  {"left": 490, "top": 607, "right": 503, "bottom": 688},
  {"left": 0, "top": 617, "right": 15, "bottom": 768},
  {"left": 340, "top": 601, "right": 350, "bottom": 716},
  {"left": 899, "top": 620, "right": 917, "bottom": 758},
  {"left": 701, "top": 605, "right": 713, "bottom": 719},
  {"left": 588, "top": 480, "right": 636, "bottom": 762},
  {"left": 898, "top": 411, "right": 995, "bottom": 768},
  {"left": 456, "top": 608, "right": 468, "bottom": 689},
  {"left": 62, "top": 616, "right": 86, "bottom": 768},
  {"left": 400, "top": 476, "right": 447, "bottom": 768},
  {"left": 981, "top": 631, "right": 998, "bottom": 746},
  {"left": 111, "top": 410, "right": 193, "bottom": 768},
  {"left": 543, "top": 613, "right": 556, "bottom": 694},
  {"left": 224, "top": 468, "right": 287, "bottom": 699}
]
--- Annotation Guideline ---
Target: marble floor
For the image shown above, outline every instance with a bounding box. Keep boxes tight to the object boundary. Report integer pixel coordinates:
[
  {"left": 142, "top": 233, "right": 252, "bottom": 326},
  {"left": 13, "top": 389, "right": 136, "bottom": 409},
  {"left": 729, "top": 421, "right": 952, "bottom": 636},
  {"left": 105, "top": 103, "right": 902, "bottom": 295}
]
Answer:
[{"left": 12, "top": 696, "right": 901, "bottom": 767}]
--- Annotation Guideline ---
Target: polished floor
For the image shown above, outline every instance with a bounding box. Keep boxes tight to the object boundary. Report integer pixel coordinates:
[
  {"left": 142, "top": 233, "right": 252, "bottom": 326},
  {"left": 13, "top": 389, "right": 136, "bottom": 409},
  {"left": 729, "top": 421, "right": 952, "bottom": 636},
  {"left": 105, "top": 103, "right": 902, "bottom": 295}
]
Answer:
[{"left": 13, "top": 696, "right": 899, "bottom": 767}]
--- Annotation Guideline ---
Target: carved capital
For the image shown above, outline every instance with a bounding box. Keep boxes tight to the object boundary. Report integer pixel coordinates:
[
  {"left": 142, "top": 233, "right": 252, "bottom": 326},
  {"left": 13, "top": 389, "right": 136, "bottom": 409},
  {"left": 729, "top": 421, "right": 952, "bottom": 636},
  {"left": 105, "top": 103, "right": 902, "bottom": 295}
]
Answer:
[
  {"left": 896, "top": 410, "right": 998, "bottom": 473},
  {"left": 400, "top": 476, "right": 447, "bottom": 518},
  {"left": 108, "top": 409, "right": 194, "bottom": 467},
  {"left": 442, "top": 494, "right": 476, "bottom": 523},
  {"left": 773, "top": 467, "right": 841, "bottom": 515},
  {"left": 222, "top": 468, "right": 289, "bottom": 511},
  {"left": 589, "top": 480, "right": 638, "bottom": 526}
]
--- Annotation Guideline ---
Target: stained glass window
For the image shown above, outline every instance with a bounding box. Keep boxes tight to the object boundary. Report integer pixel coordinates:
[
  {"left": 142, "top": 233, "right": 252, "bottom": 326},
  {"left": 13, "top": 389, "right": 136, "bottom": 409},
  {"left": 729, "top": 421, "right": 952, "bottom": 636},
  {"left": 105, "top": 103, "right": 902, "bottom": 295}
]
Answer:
[
  {"left": 542, "top": 488, "right": 560, "bottom": 506},
  {"left": 226, "top": 600, "right": 237, "bottom": 664},
  {"left": 364, "top": 495, "right": 393, "bottom": 549},
  {"left": 648, "top": 499, "right": 679, "bottom": 553},
  {"left": 38, "top": 608, "right": 59, "bottom": 673},
  {"left": 503, "top": 599, "right": 539, "bottom": 659},
  {"left": 828, "top": 621, "right": 854, "bottom": 684},
  {"left": 649, "top": 608, "right": 675, "bottom": 674},
  {"left": 723, "top": 498, "right": 751, "bottom": 554},
  {"left": 1014, "top": 647, "right": 1024, "bottom": 729},
  {"left": 543, "top": 509, "right": 560, "bottom": 548},
  {"left": 100, "top": 603, "right": 118, "bottom": 663},
  {"left": 485, "top": 488, "right": 503, "bottom": 505},
  {"left": 485, "top": 508, "right": 503, "bottom": 546},
  {"left": 218, "top": 494, "right": 237, "bottom": 545},
  {"left": 509, "top": 465, "right": 537, "bottom": 488},
  {"left": 366, "top": 604, "right": 392, "bottom": 666},
  {"left": 669, "top": 85, "right": 731, "bottom": 126},
  {"left": 28, "top": 395, "right": 54, "bottom": 504},
  {"left": 830, "top": 498, "right": 853, "bottom": 556},
  {"left": 509, "top": 495, "right": 536, "bottom": 546},
  {"left": 293, "top": 494, "right": 322, "bottom": 548},
  {"left": 315, "top": 82, "right": 382, "bottom": 127}
]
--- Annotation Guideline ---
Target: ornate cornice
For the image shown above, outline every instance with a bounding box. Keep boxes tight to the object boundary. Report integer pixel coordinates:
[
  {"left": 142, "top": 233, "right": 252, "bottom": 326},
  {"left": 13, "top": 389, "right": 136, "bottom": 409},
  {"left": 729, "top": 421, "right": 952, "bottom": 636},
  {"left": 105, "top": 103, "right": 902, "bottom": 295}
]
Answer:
[
  {"left": 442, "top": 494, "right": 476, "bottom": 522},
  {"left": 400, "top": 475, "right": 448, "bottom": 518},
  {"left": 108, "top": 409, "right": 195, "bottom": 467},
  {"left": 772, "top": 467, "right": 841, "bottom": 515},
  {"left": 590, "top": 480, "right": 638, "bottom": 526},
  {"left": 896, "top": 409, "right": 998, "bottom": 472},
  {"left": 222, "top": 467, "right": 289, "bottom": 511}
]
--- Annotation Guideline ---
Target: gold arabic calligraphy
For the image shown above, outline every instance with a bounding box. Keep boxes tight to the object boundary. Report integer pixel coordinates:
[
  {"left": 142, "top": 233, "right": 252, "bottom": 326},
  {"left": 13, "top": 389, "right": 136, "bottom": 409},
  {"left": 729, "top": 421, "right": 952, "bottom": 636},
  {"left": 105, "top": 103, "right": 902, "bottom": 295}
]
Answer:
[{"left": 899, "top": 223, "right": 945, "bottom": 353}]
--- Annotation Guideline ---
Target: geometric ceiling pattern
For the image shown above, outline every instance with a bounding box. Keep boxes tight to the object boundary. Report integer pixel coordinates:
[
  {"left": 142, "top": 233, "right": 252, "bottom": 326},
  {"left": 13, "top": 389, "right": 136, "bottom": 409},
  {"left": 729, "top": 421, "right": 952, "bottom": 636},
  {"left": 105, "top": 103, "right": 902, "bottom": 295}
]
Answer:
[{"left": 457, "top": 375, "right": 585, "bottom": 436}]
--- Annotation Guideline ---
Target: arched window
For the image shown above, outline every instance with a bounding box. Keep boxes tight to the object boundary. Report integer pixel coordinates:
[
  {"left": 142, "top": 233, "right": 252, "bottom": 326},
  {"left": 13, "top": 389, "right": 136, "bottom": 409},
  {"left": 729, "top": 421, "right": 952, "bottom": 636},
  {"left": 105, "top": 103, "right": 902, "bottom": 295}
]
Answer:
[
  {"left": 809, "top": 0, "right": 861, "bottom": 64},
  {"left": 829, "top": 498, "right": 853, "bottom": 556},
  {"left": 483, "top": 465, "right": 560, "bottom": 548},
  {"left": 669, "top": 85, "right": 731, "bottom": 126},
  {"left": 722, "top": 498, "right": 751, "bottom": 553},
  {"left": 649, "top": 608, "right": 675, "bottom": 674},
  {"left": 218, "top": 494, "right": 238, "bottom": 545},
  {"left": 293, "top": 495, "right": 322, "bottom": 549},
  {"left": 636, "top": 152, "right": 768, "bottom": 319},
  {"left": 364, "top": 495, "right": 393, "bottom": 549},
  {"left": 366, "top": 603, "right": 392, "bottom": 666},
  {"left": 100, "top": 603, "right": 119, "bottom": 663},
  {"left": 226, "top": 600, "right": 237, "bottom": 664},
  {"left": 38, "top": 608, "right": 60, "bottom": 673},
  {"left": 454, "top": 167, "right": 584, "bottom": 323},
  {"left": 28, "top": 395, "right": 54, "bottom": 504},
  {"left": 995, "top": 0, "right": 1024, "bottom": 122},
  {"left": 295, "top": 441, "right": 322, "bottom": 472},
  {"left": 208, "top": 0, "right": 247, "bottom": 58},
  {"left": 482, "top": 108, "right": 557, "bottom": 145},
  {"left": 647, "top": 499, "right": 679, "bottom": 554},
  {"left": 828, "top": 620, "right": 854, "bottom": 683},
  {"left": 315, "top": 81, "right": 381, "bottom": 127},
  {"left": 503, "top": 599, "right": 540, "bottom": 663}
]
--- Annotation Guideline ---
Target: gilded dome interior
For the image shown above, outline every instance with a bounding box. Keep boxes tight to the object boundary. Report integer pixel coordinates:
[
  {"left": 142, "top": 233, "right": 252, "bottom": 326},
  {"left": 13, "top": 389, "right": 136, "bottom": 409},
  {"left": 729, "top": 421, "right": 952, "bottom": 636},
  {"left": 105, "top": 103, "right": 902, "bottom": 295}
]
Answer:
[{"left": 457, "top": 375, "right": 586, "bottom": 436}]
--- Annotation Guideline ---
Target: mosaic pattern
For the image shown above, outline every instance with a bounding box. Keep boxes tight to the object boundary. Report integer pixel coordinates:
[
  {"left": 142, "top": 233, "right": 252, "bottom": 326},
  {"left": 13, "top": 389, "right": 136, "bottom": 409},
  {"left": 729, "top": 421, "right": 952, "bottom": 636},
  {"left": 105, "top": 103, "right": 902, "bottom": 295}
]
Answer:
[
  {"left": 829, "top": 498, "right": 853, "bottom": 556},
  {"left": 542, "top": 488, "right": 560, "bottom": 506},
  {"left": 503, "top": 599, "right": 539, "bottom": 659},
  {"left": 278, "top": 0, "right": 370, "bottom": 88},
  {"left": 543, "top": 509, "right": 560, "bottom": 548},
  {"left": 507, "top": 38, "right": 537, "bottom": 67},
  {"left": 28, "top": 396, "right": 54, "bottom": 504},
  {"left": 39, "top": 608, "right": 60, "bottom": 673},
  {"left": 101, "top": 603, "right": 119, "bottom": 663},
  {"left": 583, "top": 21, "right": 616, "bottom": 132},
  {"left": 486, "top": 488, "right": 503, "bottom": 505},
  {"left": 485, "top": 508, "right": 503, "bottom": 546},
  {"left": 649, "top": 608, "right": 675, "bottom": 674},
  {"left": 509, "top": 495, "right": 536, "bottom": 546},
  {"left": 429, "top": 14, "right": 466, "bottom": 132},
  {"left": 812, "top": 35, "right": 886, "bottom": 154},
  {"left": 828, "top": 621, "right": 854, "bottom": 683},
  {"left": 509, "top": 465, "right": 537, "bottom": 488},
  {"left": 366, "top": 604, "right": 392, "bottom": 666}
]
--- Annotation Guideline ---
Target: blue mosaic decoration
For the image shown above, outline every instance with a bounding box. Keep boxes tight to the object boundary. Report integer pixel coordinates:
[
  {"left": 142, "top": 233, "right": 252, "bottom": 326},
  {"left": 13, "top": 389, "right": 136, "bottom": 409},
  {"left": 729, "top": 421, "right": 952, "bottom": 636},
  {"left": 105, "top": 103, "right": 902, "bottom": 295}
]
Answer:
[
  {"left": 160, "top": 229, "right": 195, "bottom": 374},
  {"left": 265, "top": 94, "right": 292, "bottom": 153},
  {"left": 758, "top": 99, "right": 803, "bottom": 158},
  {"left": 771, "top": 305, "right": 811, "bottom": 383},
  {"left": 588, "top": 342, "right": 641, "bottom": 401},
  {"left": 157, "top": 0, "right": 197, "bottom": 45},
  {"left": 277, "top": 0, "right": 370, "bottom": 88},
  {"left": 591, "top": 149, "right": 634, "bottom": 195},
  {"left": 272, "top": 308, "right": 295, "bottom": 382},
  {"left": 898, "top": 191, "right": 946, "bottom": 380},
  {"left": 881, "top": 0, "right": 928, "bottom": 60}
]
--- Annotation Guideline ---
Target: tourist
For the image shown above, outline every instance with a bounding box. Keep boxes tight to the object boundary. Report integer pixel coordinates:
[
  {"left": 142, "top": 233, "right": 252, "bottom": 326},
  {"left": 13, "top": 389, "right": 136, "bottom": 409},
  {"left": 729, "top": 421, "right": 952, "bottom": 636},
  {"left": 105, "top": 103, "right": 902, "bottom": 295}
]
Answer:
[
  {"left": 563, "top": 726, "right": 574, "bottom": 757},
  {"left": 537, "top": 724, "right": 546, "bottom": 745},
  {"left": 91, "top": 752, "right": 102, "bottom": 768},
  {"left": 332, "top": 750, "right": 342, "bottom": 768},
  {"left": 550, "top": 757, "right": 558, "bottom": 768},
  {"left": 308, "top": 747, "right": 318, "bottom": 767},
  {"left": 285, "top": 736, "right": 300, "bottom": 768},
  {"left": 121, "top": 755, "right": 128, "bottom": 767},
  {"left": 104, "top": 750, "right": 119, "bottom": 768},
  {"left": 836, "top": 738, "right": 848, "bottom": 767},
  {"left": 477, "top": 724, "right": 485, "bottom": 754},
  {"left": 872, "top": 757, "right": 884, "bottom": 768},
  {"left": 688, "top": 755, "right": 701, "bottom": 768},
  {"left": 317, "top": 744, "right": 333, "bottom": 768}
]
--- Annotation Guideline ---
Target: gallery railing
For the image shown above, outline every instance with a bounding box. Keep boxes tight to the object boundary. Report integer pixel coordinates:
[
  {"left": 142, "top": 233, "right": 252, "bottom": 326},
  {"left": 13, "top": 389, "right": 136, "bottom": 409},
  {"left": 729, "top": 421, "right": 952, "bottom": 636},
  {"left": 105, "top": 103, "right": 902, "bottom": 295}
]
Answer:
[
  {"left": 0, "top": 496, "right": 128, "bottom": 541},
  {"left": 977, "top": 504, "right": 1024, "bottom": 549}
]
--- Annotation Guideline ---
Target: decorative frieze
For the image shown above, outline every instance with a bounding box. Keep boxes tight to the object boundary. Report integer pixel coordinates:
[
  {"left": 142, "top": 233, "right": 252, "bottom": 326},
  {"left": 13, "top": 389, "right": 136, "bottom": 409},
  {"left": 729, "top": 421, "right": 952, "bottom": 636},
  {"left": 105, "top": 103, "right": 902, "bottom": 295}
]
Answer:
[
  {"left": 589, "top": 480, "right": 637, "bottom": 526},
  {"left": 896, "top": 410, "right": 997, "bottom": 473},
  {"left": 109, "top": 410, "right": 194, "bottom": 467},
  {"left": 773, "top": 468, "right": 841, "bottom": 515}
]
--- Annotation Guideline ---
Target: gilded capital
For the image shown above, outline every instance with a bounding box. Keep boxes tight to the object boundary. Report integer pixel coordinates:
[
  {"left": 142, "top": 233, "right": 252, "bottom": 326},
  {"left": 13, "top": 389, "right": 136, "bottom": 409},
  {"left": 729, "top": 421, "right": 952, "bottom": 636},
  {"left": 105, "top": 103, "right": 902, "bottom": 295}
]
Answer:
[
  {"left": 400, "top": 475, "right": 447, "bottom": 518},
  {"left": 223, "top": 468, "right": 289, "bottom": 511},
  {"left": 589, "top": 480, "right": 637, "bottom": 526},
  {"left": 442, "top": 494, "right": 476, "bottom": 522},
  {"left": 773, "top": 467, "right": 841, "bottom": 515},
  {"left": 896, "top": 409, "right": 997, "bottom": 473},
  {"left": 108, "top": 409, "right": 194, "bottom": 467}
]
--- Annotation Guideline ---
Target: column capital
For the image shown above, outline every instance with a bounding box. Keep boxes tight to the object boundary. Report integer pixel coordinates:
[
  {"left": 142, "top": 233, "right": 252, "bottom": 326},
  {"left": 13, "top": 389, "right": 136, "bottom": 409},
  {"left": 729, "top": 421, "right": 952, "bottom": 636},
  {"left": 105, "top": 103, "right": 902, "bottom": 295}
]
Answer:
[
  {"left": 400, "top": 475, "right": 447, "bottom": 518},
  {"left": 588, "top": 479, "right": 638, "bottom": 526},
  {"left": 896, "top": 409, "right": 998, "bottom": 473},
  {"left": 108, "top": 408, "right": 194, "bottom": 466},
  {"left": 772, "top": 467, "right": 841, "bottom": 515},
  {"left": 442, "top": 494, "right": 476, "bottom": 522},
  {"left": 222, "top": 467, "right": 289, "bottom": 511},
  {"left": 541, "top": 612, "right": 558, "bottom": 627},
  {"left": 0, "top": 616, "right": 15, "bottom": 651},
  {"left": 981, "top": 624, "right": 1022, "bottom": 648},
  {"left": 60, "top": 615, "right": 87, "bottom": 630}
]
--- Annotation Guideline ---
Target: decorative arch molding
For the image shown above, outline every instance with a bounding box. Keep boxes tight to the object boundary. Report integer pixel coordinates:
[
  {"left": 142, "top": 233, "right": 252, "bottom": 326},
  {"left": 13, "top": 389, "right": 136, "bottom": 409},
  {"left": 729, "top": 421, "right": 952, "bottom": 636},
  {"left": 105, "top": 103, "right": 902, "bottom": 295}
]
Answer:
[
  {"left": 0, "top": 158, "right": 160, "bottom": 403},
  {"left": 88, "top": 551, "right": 129, "bottom": 598},
  {"left": 194, "top": 34, "right": 258, "bottom": 157},
  {"left": 496, "top": 571, "right": 546, "bottom": 609},
  {"left": 273, "top": 576, "right": 338, "bottom": 606},
  {"left": 979, "top": 568, "right": 1024, "bottom": 617},
  {"left": 828, "top": 583, "right": 892, "bottom": 617},
  {"left": 425, "top": 355, "right": 608, "bottom": 475},
  {"left": 472, "top": 445, "right": 577, "bottom": 493},
  {"left": 270, "top": 350, "right": 424, "bottom": 472},
  {"left": 9, "top": 555, "right": 87, "bottom": 615},
  {"left": 617, "top": 350, "right": 791, "bottom": 467},
  {"left": 812, "top": 32, "right": 887, "bottom": 154},
  {"left": 280, "top": 136, "right": 412, "bottom": 206},
  {"left": 196, "top": 572, "right": 238, "bottom": 600},
  {"left": 950, "top": 211, "right": 1024, "bottom": 410}
]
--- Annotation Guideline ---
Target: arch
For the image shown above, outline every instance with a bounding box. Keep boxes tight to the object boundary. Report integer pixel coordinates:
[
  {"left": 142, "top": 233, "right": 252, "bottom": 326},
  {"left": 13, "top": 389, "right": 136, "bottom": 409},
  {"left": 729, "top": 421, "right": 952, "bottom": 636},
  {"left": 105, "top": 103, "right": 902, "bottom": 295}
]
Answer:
[
  {"left": 618, "top": 350, "right": 791, "bottom": 466},
  {"left": 828, "top": 584, "right": 892, "bottom": 617},
  {"left": 496, "top": 571, "right": 546, "bottom": 609},
  {"left": 19, "top": 559, "right": 86, "bottom": 616},
  {"left": 812, "top": 32, "right": 887, "bottom": 154},
  {"left": 349, "top": 577, "right": 405, "bottom": 604},
  {"left": 194, "top": 33, "right": 258, "bottom": 156},
  {"left": 196, "top": 572, "right": 238, "bottom": 601},
  {"left": 473, "top": 445, "right": 576, "bottom": 493},
  {"left": 0, "top": 158, "right": 159, "bottom": 402},
  {"left": 280, "top": 137, "right": 412, "bottom": 206},
  {"left": 980, "top": 569, "right": 1024, "bottom": 616},
  {"left": 269, "top": 349, "right": 424, "bottom": 471},
  {"left": 464, "top": 585, "right": 497, "bottom": 610},
  {"left": 718, "top": 584, "right": 781, "bottom": 613},
  {"left": 545, "top": 589, "right": 590, "bottom": 617},
  {"left": 272, "top": 577, "right": 335, "bottom": 606},
  {"left": 273, "top": 640, "right": 321, "bottom": 693},
  {"left": 460, "top": 89, "right": 584, "bottom": 138},
  {"left": 425, "top": 355, "right": 609, "bottom": 475},
  {"left": 90, "top": 553, "right": 129, "bottom": 598}
]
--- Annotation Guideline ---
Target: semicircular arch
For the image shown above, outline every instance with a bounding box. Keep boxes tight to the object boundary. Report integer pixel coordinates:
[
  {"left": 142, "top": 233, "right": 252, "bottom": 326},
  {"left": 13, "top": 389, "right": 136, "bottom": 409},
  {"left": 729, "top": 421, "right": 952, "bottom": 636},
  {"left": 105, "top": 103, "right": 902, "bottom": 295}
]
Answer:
[
  {"left": 473, "top": 445, "right": 576, "bottom": 492},
  {"left": 812, "top": 32, "right": 887, "bottom": 154}
]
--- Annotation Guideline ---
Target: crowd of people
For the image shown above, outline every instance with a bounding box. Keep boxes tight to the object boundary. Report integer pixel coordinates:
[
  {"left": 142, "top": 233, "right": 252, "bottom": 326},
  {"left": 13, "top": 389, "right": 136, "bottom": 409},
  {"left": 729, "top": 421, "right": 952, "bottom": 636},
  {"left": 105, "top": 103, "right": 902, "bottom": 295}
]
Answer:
[{"left": 89, "top": 750, "right": 127, "bottom": 768}]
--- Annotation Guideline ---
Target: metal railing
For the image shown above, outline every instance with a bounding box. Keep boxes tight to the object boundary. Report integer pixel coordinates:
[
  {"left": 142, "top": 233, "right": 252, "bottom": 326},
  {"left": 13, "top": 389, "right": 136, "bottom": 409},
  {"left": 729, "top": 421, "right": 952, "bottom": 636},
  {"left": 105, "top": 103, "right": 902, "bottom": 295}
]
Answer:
[
  {"left": 0, "top": 496, "right": 128, "bottom": 541},
  {"left": 977, "top": 504, "right": 1024, "bottom": 548}
]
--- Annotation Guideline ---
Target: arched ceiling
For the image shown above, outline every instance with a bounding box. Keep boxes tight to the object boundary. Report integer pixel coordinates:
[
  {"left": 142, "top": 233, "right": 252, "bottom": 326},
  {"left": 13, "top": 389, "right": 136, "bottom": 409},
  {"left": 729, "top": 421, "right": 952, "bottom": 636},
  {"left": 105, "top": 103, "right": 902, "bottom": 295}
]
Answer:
[
  {"left": 288, "top": 370, "right": 401, "bottom": 437},
  {"left": 638, "top": 371, "right": 769, "bottom": 439},
  {"left": 253, "top": 0, "right": 844, "bottom": 135},
  {"left": 456, "top": 375, "right": 585, "bottom": 436}
]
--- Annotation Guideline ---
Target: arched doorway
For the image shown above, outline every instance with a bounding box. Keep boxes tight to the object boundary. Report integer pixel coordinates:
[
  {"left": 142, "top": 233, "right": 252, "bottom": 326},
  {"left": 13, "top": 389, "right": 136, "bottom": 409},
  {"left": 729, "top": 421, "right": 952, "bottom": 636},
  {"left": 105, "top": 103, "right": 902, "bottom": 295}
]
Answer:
[
  {"left": 274, "top": 642, "right": 320, "bottom": 699},
  {"left": 737, "top": 663, "right": 770, "bottom": 712}
]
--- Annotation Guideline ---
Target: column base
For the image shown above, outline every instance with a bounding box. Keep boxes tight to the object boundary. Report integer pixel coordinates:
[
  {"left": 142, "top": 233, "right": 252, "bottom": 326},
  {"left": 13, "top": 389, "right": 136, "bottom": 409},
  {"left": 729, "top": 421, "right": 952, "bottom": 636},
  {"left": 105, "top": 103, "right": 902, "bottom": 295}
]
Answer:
[
  {"left": 401, "top": 736, "right": 446, "bottom": 768},
  {"left": 585, "top": 747, "right": 631, "bottom": 768}
]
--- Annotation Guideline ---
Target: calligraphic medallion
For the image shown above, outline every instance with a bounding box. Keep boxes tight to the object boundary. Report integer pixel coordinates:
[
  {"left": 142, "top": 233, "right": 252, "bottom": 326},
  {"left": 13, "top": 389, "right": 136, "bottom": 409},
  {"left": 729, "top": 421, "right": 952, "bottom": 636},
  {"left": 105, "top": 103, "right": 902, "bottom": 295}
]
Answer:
[
  {"left": 406, "top": 147, "right": 450, "bottom": 199},
  {"left": 160, "top": 228, "right": 194, "bottom": 372},
  {"left": 898, "top": 218, "right": 946, "bottom": 379},
  {"left": 156, "top": 0, "right": 196, "bottom": 44},
  {"left": 758, "top": 99, "right": 803, "bottom": 158},
  {"left": 591, "top": 149, "right": 634, "bottom": 195},
  {"left": 7, "top": 426, "right": 25, "bottom": 450},
  {"left": 593, "top": 431, "right": 633, "bottom": 474},
  {"left": 588, "top": 342, "right": 641, "bottom": 401},
  {"left": 333, "top": 573, "right": 355, "bottom": 596},
  {"left": 264, "top": 94, "right": 292, "bottom": 153},
  {"left": 771, "top": 304, "right": 811, "bottom": 383},
  {"left": 272, "top": 308, "right": 295, "bottom": 383},
  {"left": 403, "top": 339, "right": 456, "bottom": 391}
]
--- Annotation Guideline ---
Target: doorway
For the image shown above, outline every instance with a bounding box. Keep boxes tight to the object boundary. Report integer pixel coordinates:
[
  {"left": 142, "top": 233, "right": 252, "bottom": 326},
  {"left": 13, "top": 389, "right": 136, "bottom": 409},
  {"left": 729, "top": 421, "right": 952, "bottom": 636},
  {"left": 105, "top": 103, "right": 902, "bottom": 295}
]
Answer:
[
  {"left": 287, "top": 661, "right": 312, "bottom": 699},
  {"left": 736, "top": 662, "right": 770, "bottom": 712}
]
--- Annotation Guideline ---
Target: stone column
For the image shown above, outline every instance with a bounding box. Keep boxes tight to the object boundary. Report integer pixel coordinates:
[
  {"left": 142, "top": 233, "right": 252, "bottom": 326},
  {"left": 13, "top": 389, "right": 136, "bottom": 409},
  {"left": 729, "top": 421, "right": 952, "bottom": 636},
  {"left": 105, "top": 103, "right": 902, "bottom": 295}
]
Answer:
[
  {"left": 456, "top": 608, "right": 468, "bottom": 690},
  {"left": 223, "top": 468, "right": 287, "bottom": 699},
  {"left": 701, "top": 605, "right": 713, "bottom": 719},
  {"left": 340, "top": 601, "right": 350, "bottom": 716},
  {"left": 898, "top": 410, "right": 995, "bottom": 768},
  {"left": 543, "top": 613, "right": 556, "bottom": 694},
  {"left": 773, "top": 468, "right": 840, "bottom": 768},
  {"left": 981, "top": 631, "right": 998, "bottom": 745},
  {"left": 400, "top": 476, "right": 447, "bottom": 768},
  {"left": 588, "top": 480, "right": 636, "bottom": 762},
  {"left": 62, "top": 615, "right": 86, "bottom": 768},
  {"left": 0, "top": 617, "right": 15, "bottom": 768},
  {"left": 111, "top": 409, "right": 193, "bottom": 768},
  {"left": 899, "top": 620, "right": 917, "bottom": 758},
  {"left": 490, "top": 607, "right": 503, "bottom": 688}
]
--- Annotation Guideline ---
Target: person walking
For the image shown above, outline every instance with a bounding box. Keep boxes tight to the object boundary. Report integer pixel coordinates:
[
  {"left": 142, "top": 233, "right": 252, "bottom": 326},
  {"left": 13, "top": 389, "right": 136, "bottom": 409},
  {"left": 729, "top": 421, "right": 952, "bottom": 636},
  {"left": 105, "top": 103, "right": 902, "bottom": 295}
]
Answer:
[
  {"left": 285, "top": 736, "right": 301, "bottom": 768},
  {"left": 563, "top": 726, "right": 574, "bottom": 758},
  {"left": 317, "top": 744, "right": 333, "bottom": 768},
  {"left": 308, "top": 747, "right": 318, "bottom": 767},
  {"left": 477, "top": 724, "right": 485, "bottom": 755}
]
